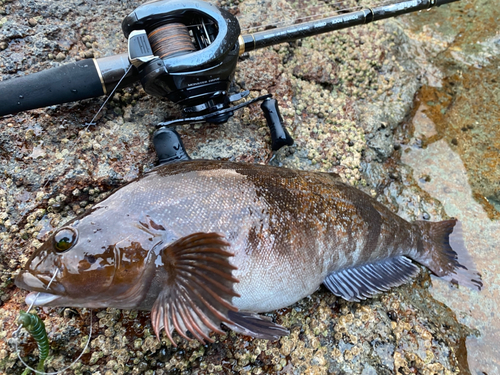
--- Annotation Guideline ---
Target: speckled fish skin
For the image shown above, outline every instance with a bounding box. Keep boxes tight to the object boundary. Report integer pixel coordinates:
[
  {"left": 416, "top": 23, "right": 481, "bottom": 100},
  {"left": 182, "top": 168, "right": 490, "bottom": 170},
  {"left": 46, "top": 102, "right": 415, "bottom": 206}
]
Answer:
[{"left": 15, "top": 160, "right": 481, "bottom": 341}]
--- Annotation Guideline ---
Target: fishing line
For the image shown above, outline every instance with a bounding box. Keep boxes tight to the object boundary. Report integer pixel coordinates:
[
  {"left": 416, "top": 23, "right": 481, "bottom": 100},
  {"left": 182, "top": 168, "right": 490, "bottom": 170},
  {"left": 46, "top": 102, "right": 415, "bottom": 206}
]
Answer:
[
  {"left": 14, "top": 64, "right": 128, "bottom": 369},
  {"left": 12, "top": 270, "right": 60, "bottom": 338},
  {"left": 14, "top": 314, "right": 93, "bottom": 375},
  {"left": 13, "top": 268, "right": 93, "bottom": 375},
  {"left": 238, "top": 0, "right": 410, "bottom": 32},
  {"left": 10, "top": 55, "right": 127, "bottom": 362},
  {"left": 41, "top": 63, "right": 133, "bottom": 190},
  {"left": 84, "top": 63, "right": 133, "bottom": 128},
  {"left": 12, "top": 66, "right": 130, "bottom": 371}
]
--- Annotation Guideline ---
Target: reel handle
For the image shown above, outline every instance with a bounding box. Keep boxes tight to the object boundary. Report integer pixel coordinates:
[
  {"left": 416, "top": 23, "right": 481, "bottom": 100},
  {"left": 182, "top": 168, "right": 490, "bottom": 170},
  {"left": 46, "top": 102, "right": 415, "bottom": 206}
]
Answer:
[{"left": 261, "top": 98, "right": 294, "bottom": 151}]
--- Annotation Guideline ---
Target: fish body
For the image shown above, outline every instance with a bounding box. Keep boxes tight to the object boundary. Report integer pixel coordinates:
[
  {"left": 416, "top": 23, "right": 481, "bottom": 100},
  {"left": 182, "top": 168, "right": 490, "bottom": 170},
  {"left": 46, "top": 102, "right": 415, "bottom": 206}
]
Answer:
[{"left": 15, "top": 160, "right": 481, "bottom": 343}]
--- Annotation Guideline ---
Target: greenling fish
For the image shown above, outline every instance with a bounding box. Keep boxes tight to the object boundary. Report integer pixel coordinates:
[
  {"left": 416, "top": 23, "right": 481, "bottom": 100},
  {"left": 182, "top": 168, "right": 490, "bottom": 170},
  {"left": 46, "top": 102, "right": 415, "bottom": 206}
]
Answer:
[{"left": 15, "top": 160, "right": 482, "bottom": 344}]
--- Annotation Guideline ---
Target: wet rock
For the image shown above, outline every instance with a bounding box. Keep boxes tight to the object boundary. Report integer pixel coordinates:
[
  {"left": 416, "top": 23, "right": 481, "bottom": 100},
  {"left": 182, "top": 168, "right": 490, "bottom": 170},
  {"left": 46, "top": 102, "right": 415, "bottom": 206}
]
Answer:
[{"left": 0, "top": 0, "right": 484, "bottom": 374}]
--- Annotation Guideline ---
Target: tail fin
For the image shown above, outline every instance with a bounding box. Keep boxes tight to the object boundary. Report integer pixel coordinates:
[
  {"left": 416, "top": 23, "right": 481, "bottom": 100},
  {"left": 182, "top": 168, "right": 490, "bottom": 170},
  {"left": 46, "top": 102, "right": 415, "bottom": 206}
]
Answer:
[{"left": 413, "top": 219, "right": 482, "bottom": 290}]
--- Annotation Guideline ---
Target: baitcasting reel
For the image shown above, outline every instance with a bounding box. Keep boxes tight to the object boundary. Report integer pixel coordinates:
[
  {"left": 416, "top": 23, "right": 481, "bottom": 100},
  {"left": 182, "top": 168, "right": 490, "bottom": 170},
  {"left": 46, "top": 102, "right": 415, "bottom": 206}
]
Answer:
[
  {"left": 124, "top": 0, "right": 241, "bottom": 117},
  {"left": 123, "top": 0, "right": 293, "bottom": 153},
  {"left": 122, "top": 0, "right": 293, "bottom": 151},
  {"left": 0, "top": 0, "right": 460, "bottom": 158}
]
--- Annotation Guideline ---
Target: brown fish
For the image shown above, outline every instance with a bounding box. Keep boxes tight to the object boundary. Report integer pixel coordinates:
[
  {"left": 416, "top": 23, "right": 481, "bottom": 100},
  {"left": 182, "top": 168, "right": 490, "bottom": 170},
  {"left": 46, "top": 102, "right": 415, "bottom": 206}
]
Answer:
[{"left": 15, "top": 160, "right": 482, "bottom": 344}]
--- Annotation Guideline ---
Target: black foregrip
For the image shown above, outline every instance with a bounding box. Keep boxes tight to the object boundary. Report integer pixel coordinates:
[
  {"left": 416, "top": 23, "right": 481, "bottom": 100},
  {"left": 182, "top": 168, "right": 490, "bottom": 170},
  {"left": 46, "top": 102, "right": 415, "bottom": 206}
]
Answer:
[{"left": 0, "top": 59, "right": 105, "bottom": 116}]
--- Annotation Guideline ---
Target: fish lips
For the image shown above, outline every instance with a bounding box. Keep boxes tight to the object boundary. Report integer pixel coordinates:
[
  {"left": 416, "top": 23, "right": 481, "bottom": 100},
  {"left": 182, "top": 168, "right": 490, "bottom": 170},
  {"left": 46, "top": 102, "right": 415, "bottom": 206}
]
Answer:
[
  {"left": 25, "top": 291, "right": 61, "bottom": 306},
  {"left": 15, "top": 270, "right": 65, "bottom": 306}
]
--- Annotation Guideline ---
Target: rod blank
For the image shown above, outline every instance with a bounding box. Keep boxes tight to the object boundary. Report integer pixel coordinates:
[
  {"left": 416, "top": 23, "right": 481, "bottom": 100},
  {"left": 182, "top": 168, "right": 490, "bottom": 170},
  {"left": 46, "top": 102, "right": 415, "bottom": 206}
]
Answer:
[{"left": 241, "top": 0, "right": 459, "bottom": 53}]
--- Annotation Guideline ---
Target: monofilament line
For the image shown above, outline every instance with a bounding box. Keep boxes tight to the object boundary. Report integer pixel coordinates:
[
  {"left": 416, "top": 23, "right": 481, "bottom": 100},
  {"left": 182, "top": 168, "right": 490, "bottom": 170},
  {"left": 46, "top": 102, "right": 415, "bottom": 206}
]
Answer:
[
  {"left": 42, "top": 63, "right": 133, "bottom": 189},
  {"left": 84, "top": 63, "right": 133, "bottom": 128},
  {"left": 13, "top": 268, "right": 93, "bottom": 375}
]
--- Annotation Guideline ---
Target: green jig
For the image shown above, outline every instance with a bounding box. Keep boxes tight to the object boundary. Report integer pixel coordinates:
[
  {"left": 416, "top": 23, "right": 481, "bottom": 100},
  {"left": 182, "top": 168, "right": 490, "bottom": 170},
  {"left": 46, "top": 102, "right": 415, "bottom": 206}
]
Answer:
[{"left": 18, "top": 310, "right": 49, "bottom": 374}]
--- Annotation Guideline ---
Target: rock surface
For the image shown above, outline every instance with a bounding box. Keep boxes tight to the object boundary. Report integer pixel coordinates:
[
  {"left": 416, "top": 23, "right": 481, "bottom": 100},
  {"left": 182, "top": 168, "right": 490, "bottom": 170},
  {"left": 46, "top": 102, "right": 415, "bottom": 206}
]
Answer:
[{"left": 0, "top": 0, "right": 495, "bottom": 374}]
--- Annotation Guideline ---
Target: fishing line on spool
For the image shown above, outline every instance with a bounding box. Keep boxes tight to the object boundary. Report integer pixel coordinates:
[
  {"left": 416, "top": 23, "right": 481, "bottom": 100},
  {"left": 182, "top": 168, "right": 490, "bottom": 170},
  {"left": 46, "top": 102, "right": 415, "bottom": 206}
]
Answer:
[
  {"left": 148, "top": 23, "right": 197, "bottom": 59},
  {"left": 12, "top": 269, "right": 93, "bottom": 375}
]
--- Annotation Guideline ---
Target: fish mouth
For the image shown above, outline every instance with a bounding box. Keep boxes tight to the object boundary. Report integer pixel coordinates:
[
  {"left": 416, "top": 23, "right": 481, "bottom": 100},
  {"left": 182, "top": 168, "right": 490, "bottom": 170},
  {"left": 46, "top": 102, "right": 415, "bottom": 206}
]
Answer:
[
  {"left": 15, "top": 269, "right": 65, "bottom": 302},
  {"left": 25, "top": 291, "right": 61, "bottom": 306},
  {"left": 15, "top": 271, "right": 48, "bottom": 290}
]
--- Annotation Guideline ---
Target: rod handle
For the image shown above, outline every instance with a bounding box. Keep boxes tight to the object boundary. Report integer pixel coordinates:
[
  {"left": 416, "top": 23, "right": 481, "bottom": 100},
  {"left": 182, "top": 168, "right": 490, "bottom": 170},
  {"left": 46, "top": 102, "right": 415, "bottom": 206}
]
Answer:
[
  {"left": 0, "top": 59, "right": 106, "bottom": 117},
  {"left": 0, "top": 54, "right": 139, "bottom": 117}
]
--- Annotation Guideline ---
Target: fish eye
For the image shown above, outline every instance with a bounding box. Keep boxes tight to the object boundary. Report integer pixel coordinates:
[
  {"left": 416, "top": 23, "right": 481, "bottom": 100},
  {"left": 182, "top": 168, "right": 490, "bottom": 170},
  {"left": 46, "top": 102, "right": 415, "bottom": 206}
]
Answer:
[{"left": 53, "top": 227, "right": 78, "bottom": 253}]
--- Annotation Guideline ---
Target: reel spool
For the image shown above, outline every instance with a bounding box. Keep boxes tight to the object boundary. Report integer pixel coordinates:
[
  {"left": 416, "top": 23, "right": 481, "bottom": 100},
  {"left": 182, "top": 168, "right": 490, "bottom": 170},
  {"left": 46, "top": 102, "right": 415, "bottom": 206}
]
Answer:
[
  {"left": 123, "top": 0, "right": 242, "bottom": 121},
  {"left": 148, "top": 23, "right": 197, "bottom": 59}
]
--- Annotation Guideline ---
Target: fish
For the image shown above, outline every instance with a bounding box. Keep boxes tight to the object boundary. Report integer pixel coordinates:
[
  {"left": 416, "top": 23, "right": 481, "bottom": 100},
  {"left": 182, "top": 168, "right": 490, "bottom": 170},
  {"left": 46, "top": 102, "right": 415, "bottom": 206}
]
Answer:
[{"left": 15, "top": 160, "right": 482, "bottom": 345}]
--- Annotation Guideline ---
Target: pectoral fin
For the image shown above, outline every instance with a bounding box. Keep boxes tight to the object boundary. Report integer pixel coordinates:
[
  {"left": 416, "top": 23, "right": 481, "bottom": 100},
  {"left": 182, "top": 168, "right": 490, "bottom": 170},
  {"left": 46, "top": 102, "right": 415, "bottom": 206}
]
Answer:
[{"left": 151, "top": 232, "right": 240, "bottom": 345}]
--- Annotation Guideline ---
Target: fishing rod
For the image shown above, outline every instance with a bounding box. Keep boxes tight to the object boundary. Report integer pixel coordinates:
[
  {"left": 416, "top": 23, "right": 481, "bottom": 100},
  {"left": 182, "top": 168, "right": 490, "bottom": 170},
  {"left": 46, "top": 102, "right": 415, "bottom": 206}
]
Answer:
[{"left": 0, "top": 0, "right": 460, "bottom": 154}]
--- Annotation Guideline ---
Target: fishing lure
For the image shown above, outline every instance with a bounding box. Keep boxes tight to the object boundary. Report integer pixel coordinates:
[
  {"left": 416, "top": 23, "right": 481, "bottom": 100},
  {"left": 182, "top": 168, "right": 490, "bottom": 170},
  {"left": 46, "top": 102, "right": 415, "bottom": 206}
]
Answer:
[
  {"left": 14, "top": 307, "right": 93, "bottom": 375},
  {"left": 13, "top": 271, "right": 92, "bottom": 375},
  {"left": 18, "top": 310, "right": 49, "bottom": 374}
]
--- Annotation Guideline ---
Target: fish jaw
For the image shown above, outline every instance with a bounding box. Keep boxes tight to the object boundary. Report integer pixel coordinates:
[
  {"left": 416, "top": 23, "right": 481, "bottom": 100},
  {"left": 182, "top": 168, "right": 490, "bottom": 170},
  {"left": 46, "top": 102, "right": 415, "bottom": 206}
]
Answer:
[
  {"left": 16, "top": 264, "right": 152, "bottom": 309},
  {"left": 15, "top": 271, "right": 66, "bottom": 307},
  {"left": 15, "top": 268, "right": 69, "bottom": 307},
  {"left": 23, "top": 290, "right": 114, "bottom": 309},
  {"left": 25, "top": 291, "right": 61, "bottom": 306},
  {"left": 15, "top": 268, "right": 66, "bottom": 295}
]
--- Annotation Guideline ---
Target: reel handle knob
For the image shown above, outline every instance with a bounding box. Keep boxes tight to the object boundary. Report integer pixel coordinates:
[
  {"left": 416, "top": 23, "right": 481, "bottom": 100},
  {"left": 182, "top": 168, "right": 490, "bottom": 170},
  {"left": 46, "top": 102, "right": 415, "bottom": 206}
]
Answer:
[
  {"left": 153, "top": 127, "right": 191, "bottom": 165},
  {"left": 261, "top": 98, "right": 294, "bottom": 151}
]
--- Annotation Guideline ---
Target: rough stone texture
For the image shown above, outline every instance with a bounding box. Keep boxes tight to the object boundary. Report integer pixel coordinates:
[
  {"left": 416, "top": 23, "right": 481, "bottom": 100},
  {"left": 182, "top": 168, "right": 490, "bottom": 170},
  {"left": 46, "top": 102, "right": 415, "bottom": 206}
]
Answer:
[
  {"left": 0, "top": 0, "right": 495, "bottom": 374},
  {"left": 398, "top": 1, "right": 500, "bottom": 373}
]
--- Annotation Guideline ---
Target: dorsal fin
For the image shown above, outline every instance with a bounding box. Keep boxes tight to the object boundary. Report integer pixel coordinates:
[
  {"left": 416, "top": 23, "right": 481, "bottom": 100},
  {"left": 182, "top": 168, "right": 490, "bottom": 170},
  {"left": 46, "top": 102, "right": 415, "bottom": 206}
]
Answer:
[
  {"left": 151, "top": 232, "right": 240, "bottom": 345},
  {"left": 323, "top": 256, "right": 420, "bottom": 302}
]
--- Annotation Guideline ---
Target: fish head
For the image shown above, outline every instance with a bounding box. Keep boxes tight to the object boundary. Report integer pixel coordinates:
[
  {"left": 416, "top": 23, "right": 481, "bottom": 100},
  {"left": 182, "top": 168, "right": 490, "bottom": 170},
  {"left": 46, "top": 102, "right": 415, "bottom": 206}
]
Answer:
[{"left": 15, "top": 210, "right": 155, "bottom": 309}]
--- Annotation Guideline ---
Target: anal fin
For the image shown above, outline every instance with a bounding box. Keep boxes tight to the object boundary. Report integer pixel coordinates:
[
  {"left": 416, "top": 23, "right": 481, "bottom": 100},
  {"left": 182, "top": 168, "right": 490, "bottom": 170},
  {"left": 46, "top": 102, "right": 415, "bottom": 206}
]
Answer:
[
  {"left": 224, "top": 310, "right": 289, "bottom": 340},
  {"left": 324, "top": 256, "right": 420, "bottom": 302}
]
